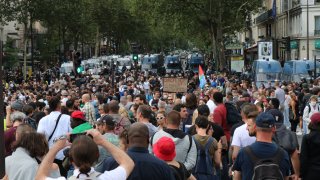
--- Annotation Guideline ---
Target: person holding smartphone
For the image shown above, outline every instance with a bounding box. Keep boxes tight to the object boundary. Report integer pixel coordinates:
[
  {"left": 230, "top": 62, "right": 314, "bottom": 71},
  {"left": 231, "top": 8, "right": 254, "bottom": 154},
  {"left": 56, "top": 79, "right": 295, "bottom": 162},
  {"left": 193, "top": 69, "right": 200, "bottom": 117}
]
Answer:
[{"left": 35, "top": 129, "right": 135, "bottom": 180}]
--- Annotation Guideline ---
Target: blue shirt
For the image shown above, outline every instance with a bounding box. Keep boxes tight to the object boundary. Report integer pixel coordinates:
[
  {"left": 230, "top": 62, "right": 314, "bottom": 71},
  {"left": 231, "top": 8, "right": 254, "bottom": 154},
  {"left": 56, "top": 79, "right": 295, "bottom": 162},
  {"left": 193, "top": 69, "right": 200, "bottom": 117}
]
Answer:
[
  {"left": 96, "top": 147, "right": 175, "bottom": 180},
  {"left": 233, "top": 141, "right": 291, "bottom": 179}
]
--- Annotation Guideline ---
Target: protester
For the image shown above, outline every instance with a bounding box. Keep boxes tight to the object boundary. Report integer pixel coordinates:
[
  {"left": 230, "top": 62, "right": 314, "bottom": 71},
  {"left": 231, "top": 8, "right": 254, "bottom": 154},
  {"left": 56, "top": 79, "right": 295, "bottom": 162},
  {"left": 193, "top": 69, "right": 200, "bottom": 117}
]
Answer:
[
  {"left": 300, "top": 112, "right": 320, "bottom": 179},
  {"left": 151, "top": 110, "right": 197, "bottom": 171},
  {"left": 81, "top": 93, "right": 96, "bottom": 125},
  {"left": 35, "top": 129, "right": 135, "bottom": 180}
]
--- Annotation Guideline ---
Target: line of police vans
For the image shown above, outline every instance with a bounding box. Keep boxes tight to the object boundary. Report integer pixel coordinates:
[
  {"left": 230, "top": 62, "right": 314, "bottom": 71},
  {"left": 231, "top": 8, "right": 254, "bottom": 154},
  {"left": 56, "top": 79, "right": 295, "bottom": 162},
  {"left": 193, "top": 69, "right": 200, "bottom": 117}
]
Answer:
[{"left": 252, "top": 58, "right": 320, "bottom": 87}]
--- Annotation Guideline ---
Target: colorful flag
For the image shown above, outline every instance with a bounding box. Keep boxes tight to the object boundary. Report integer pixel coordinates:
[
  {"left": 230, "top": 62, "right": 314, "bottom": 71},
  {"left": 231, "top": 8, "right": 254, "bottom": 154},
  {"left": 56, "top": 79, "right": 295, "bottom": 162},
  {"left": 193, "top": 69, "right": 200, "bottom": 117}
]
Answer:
[{"left": 199, "top": 65, "right": 206, "bottom": 89}]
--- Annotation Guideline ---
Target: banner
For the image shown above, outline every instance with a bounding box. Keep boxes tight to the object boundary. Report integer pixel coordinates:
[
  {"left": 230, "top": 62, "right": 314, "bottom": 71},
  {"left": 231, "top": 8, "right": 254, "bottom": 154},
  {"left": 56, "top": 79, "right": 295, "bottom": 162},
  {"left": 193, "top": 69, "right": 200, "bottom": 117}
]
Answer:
[
  {"left": 163, "top": 78, "right": 188, "bottom": 93},
  {"left": 258, "top": 41, "right": 273, "bottom": 60}
]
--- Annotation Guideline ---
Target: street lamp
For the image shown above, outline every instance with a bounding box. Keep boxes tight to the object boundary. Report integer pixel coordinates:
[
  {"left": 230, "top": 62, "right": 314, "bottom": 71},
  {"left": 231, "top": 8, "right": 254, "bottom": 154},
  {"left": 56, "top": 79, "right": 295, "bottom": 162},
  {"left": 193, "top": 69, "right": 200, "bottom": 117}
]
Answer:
[{"left": 0, "top": 39, "right": 5, "bottom": 178}]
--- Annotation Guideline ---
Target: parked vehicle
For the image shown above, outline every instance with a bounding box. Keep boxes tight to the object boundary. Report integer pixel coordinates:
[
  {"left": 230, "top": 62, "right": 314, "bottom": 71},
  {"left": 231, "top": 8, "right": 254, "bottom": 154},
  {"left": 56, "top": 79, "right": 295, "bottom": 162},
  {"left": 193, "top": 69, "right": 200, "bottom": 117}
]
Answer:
[
  {"left": 188, "top": 53, "right": 205, "bottom": 73},
  {"left": 60, "top": 62, "right": 74, "bottom": 77},
  {"left": 252, "top": 59, "right": 282, "bottom": 87},
  {"left": 141, "top": 54, "right": 164, "bottom": 73},
  {"left": 117, "top": 57, "right": 132, "bottom": 72},
  {"left": 164, "top": 55, "right": 182, "bottom": 73},
  {"left": 282, "top": 60, "right": 315, "bottom": 82}
]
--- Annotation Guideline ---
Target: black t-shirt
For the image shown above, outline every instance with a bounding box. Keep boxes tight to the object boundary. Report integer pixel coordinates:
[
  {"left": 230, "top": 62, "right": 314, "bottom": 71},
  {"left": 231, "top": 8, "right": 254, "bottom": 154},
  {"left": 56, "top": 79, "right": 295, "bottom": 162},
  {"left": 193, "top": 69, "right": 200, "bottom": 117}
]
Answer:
[
  {"left": 187, "top": 122, "right": 225, "bottom": 141},
  {"left": 169, "top": 162, "right": 191, "bottom": 180}
]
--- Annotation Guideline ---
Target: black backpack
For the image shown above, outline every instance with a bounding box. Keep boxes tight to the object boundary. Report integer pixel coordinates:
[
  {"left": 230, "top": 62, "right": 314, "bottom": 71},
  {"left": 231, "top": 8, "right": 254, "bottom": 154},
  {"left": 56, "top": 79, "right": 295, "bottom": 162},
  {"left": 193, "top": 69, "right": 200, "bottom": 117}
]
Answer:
[
  {"left": 225, "top": 102, "right": 242, "bottom": 126},
  {"left": 244, "top": 146, "right": 285, "bottom": 180}
]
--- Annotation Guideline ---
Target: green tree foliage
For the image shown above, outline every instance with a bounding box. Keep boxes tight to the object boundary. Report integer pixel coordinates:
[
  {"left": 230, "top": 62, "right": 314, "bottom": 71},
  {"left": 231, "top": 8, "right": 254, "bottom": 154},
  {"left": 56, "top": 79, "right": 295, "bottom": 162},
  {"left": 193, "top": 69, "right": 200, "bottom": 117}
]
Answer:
[{"left": 3, "top": 38, "right": 19, "bottom": 68}]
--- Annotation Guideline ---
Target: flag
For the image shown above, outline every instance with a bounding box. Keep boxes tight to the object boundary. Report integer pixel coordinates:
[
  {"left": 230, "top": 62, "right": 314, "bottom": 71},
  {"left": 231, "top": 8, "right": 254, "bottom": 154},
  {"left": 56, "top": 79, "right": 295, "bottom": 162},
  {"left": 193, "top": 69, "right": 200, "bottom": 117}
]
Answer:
[
  {"left": 272, "top": 0, "right": 276, "bottom": 19},
  {"left": 199, "top": 65, "right": 206, "bottom": 89}
]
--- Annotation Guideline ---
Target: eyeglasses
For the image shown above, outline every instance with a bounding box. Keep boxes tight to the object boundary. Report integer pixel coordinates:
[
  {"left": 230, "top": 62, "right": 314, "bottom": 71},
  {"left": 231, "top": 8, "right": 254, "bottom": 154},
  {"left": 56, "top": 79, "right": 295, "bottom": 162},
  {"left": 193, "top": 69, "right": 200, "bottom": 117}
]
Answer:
[
  {"left": 168, "top": 99, "right": 173, "bottom": 101},
  {"left": 156, "top": 117, "right": 165, "bottom": 120}
]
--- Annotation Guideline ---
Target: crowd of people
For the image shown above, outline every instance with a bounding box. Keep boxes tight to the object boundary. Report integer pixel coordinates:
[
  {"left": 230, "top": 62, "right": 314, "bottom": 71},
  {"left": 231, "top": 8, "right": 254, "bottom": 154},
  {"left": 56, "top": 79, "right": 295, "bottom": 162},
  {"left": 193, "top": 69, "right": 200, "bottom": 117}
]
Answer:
[{"left": 3, "top": 68, "right": 320, "bottom": 180}]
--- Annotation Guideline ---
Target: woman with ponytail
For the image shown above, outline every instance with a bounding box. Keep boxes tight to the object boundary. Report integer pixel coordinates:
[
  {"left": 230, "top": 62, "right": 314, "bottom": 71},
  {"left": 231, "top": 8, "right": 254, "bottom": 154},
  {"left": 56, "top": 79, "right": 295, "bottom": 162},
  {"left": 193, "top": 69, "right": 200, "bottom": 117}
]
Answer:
[{"left": 36, "top": 129, "right": 134, "bottom": 180}]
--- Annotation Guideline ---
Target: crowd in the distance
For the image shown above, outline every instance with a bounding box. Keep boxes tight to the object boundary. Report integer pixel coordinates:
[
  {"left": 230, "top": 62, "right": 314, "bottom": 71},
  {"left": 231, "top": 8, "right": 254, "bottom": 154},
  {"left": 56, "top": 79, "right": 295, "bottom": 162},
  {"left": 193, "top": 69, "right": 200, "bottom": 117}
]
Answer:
[{"left": 3, "top": 69, "right": 320, "bottom": 180}]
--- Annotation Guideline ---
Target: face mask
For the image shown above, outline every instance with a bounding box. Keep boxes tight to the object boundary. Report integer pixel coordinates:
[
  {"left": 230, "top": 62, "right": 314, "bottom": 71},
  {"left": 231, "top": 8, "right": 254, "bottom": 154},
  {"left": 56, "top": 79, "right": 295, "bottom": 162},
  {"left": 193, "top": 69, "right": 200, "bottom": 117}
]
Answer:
[{"left": 310, "top": 101, "right": 317, "bottom": 106}]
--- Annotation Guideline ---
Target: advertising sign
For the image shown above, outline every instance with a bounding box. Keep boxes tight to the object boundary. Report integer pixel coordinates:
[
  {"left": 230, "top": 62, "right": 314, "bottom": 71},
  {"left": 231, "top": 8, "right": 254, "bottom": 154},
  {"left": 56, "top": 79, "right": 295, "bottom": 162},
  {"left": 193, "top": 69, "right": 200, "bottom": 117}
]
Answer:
[{"left": 258, "top": 41, "right": 273, "bottom": 60}]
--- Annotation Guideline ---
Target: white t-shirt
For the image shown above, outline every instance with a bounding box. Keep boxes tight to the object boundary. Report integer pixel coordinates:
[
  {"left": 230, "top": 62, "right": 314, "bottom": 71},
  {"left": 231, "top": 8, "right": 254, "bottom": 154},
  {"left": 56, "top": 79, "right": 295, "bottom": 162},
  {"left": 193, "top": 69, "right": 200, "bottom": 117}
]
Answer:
[
  {"left": 231, "top": 123, "right": 256, "bottom": 148},
  {"left": 143, "top": 81, "right": 150, "bottom": 90},
  {"left": 206, "top": 99, "right": 217, "bottom": 114},
  {"left": 45, "top": 166, "right": 127, "bottom": 180}
]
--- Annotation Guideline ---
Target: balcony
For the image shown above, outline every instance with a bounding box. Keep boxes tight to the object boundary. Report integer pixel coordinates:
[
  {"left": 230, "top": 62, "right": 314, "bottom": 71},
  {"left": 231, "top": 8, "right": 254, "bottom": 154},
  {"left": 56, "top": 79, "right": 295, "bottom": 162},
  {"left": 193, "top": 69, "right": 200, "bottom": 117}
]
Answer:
[
  {"left": 255, "top": 9, "right": 274, "bottom": 25},
  {"left": 315, "top": 30, "right": 320, "bottom": 36}
]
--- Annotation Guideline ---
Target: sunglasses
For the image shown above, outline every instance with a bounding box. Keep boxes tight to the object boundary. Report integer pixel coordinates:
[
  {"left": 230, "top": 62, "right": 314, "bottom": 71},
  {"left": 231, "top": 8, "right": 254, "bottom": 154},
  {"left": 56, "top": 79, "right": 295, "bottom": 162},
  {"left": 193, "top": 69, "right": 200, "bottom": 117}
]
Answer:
[{"left": 156, "top": 117, "right": 165, "bottom": 120}]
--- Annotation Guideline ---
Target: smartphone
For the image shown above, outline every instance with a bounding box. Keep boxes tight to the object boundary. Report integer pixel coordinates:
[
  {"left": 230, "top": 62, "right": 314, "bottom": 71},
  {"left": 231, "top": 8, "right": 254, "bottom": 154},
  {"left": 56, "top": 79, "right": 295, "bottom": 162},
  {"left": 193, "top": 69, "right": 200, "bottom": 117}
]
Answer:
[{"left": 69, "top": 132, "right": 87, "bottom": 143}]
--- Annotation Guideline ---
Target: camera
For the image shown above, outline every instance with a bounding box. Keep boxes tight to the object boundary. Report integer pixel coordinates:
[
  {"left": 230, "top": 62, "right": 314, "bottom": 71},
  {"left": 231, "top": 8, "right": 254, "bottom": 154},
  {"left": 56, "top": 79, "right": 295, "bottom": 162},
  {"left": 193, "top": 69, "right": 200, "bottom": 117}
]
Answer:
[{"left": 69, "top": 132, "right": 92, "bottom": 143}]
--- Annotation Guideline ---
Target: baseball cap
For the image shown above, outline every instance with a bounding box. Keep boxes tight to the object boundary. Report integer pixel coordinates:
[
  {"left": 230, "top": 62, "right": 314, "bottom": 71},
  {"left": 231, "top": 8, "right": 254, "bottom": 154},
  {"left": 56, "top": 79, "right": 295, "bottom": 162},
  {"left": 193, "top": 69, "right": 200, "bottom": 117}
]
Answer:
[
  {"left": 255, "top": 112, "right": 275, "bottom": 128},
  {"left": 311, "top": 112, "right": 320, "bottom": 125},
  {"left": 71, "top": 111, "right": 85, "bottom": 121},
  {"left": 153, "top": 137, "right": 176, "bottom": 161},
  {"left": 98, "top": 115, "right": 115, "bottom": 126}
]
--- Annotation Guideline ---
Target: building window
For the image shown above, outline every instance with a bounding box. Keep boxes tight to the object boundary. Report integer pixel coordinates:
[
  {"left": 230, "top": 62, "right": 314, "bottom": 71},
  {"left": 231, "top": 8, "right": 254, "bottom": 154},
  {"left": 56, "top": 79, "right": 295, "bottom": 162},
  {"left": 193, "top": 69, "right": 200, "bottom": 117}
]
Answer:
[{"left": 315, "top": 16, "right": 320, "bottom": 36}]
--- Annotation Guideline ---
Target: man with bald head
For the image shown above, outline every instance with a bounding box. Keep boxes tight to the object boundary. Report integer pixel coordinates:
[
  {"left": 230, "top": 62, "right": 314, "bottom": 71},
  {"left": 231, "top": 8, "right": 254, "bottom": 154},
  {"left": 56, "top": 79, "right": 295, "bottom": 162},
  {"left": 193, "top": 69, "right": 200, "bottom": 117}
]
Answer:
[
  {"left": 81, "top": 93, "right": 96, "bottom": 125},
  {"left": 98, "top": 123, "right": 175, "bottom": 180}
]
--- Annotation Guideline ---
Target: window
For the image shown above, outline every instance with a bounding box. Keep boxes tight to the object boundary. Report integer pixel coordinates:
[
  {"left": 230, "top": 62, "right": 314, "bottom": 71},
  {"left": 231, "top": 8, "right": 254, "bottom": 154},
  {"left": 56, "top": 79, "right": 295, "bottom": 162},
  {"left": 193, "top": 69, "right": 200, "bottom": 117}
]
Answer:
[{"left": 315, "top": 16, "right": 320, "bottom": 35}]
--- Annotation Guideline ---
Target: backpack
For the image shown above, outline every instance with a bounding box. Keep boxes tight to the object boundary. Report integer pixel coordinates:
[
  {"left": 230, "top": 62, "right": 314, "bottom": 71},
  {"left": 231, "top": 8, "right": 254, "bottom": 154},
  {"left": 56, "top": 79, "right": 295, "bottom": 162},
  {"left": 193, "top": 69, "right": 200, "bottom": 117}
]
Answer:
[
  {"left": 225, "top": 102, "right": 242, "bottom": 126},
  {"left": 192, "top": 136, "right": 216, "bottom": 180},
  {"left": 68, "top": 171, "right": 101, "bottom": 180},
  {"left": 307, "top": 104, "right": 320, "bottom": 114},
  {"left": 244, "top": 146, "right": 285, "bottom": 180}
]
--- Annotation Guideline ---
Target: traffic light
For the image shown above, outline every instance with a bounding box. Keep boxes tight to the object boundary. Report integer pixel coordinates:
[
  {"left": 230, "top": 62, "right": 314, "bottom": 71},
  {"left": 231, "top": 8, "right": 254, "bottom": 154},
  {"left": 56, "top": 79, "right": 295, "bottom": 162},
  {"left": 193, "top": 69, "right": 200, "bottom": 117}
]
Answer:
[
  {"left": 282, "top": 36, "right": 291, "bottom": 51},
  {"left": 133, "top": 54, "right": 138, "bottom": 62},
  {"left": 77, "top": 66, "right": 84, "bottom": 73}
]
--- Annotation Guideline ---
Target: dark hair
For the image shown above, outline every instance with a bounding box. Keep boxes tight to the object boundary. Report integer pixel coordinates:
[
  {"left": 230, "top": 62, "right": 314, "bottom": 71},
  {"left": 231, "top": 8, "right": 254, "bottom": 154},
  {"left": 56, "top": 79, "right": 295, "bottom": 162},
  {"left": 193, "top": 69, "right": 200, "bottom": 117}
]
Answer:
[
  {"left": 173, "top": 104, "right": 186, "bottom": 112},
  {"left": 14, "top": 132, "right": 49, "bottom": 158},
  {"left": 197, "top": 105, "right": 210, "bottom": 117},
  {"left": 135, "top": 94, "right": 147, "bottom": 104},
  {"left": 36, "top": 101, "right": 46, "bottom": 111},
  {"left": 167, "top": 110, "right": 181, "bottom": 126},
  {"left": 66, "top": 99, "right": 75, "bottom": 109},
  {"left": 195, "top": 116, "right": 209, "bottom": 129},
  {"left": 213, "top": 92, "right": 224, "bottom": 104},
  {"left": 109, "top": 101, "right": 120, "bottom": 113},
  {"left": 103, "top": 103, "right": 109, "bottom": 114},
  {"left": 23, "top": 104, "right": 34, "bottom": 116},
  {"left": 270, "top": 98, "right": 280, "bottom": 109},
  {"left": 137, "top": 105, "right": 152, "bottom": 119},
  {"left": 32, "top": 111, "right": 46, "bottom": 124},
  {"left": 49, "top": 96, "right": 61, "bottom": 111},
  {"left": 185, "top": 93, "right": 197, "bottom": 109},
  {"left": 309, "top": 122, "right": 320, "bottom": 131},
  {"left": 69, "top": 136, "right": 99, "bottom": 175}
]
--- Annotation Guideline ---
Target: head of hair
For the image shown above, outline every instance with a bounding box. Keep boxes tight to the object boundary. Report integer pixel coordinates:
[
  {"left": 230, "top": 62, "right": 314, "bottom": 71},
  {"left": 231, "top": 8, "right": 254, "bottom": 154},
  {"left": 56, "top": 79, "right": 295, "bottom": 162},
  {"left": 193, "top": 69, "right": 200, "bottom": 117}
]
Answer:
[
  {"left": 195, "top": 115, "right": 209, "bottom": 129},
  {"left": 23, "top": 104, "right": 34, "bottom": 116},
  {"left": 309, "top": 121, "right": 320, "bottom": 131},
  {"left": 13, "top": 132, "right": 48, "bottom": 158},
  {"left": 66, "top": 99, "right": 75, "bottom": 109},
  {"left": 135, "top": 94, "right": 146, "bottom": 104},
  {"left": 158, "top": 101, "right": 166, "bottom": 109},
  {"left": 16, "top": 124, "right": 35, "bottom": 140},
  {"left": 270, "top": 98, "right": 280, "bottom": 109},
  {"left": 197, "top": 105, "right": 210, "bottom": 117},
  {"left": 49, "top": 96, "right": 61, "bottom": 111},
  {"left": 108, "top": 101, "right": 120, "bottom": 113},
  {"left": 157, "top": 111, "right": 167, "bottom": 117},
  {"left": 213, "top": 92, "right": 224, "bottom": 104},
  {"left": 185, "top": 93, "right": 197, "bottom": 109},
  {"left": 172, "top": 103, "right": 186, "bottom": 112},
  {"left": 10, "top": 111, "right": 27, "bottom": 123},
  {"left": 247, "top": 111, "right": 260, "bottom": 121},
  {"left": 69, "top": 136, "right": 99, "bottom": 175},
  {"left": 166, "top": 110, "right": 181, "bottom": 126},
  {"left": 310, "top": 95, "right": 318, "bottom": 101},
  {"left": 241, "top": 104, "right": 258, "bottom": 117},
  {"left": 137, "top": 105, "right": 152, "bottom": 120},
  {"left": 102, "top": 103, "right": 109, "bottom": 114}
]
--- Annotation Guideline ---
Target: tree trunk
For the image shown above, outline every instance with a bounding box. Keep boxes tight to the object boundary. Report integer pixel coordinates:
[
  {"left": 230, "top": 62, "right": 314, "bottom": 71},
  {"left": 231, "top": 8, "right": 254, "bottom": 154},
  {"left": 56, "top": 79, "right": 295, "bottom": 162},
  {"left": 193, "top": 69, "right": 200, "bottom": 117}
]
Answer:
[
  {"left": 94, "top": 27, "right": 99, "bottom": 57},
  {"left": 23, "top": 23, "right": 28, "bottom": 80}
]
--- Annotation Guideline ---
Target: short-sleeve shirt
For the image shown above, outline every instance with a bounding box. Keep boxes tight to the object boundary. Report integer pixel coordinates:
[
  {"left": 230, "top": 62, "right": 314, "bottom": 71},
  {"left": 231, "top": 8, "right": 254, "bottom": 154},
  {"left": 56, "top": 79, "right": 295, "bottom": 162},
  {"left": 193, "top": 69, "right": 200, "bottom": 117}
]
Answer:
[
  {"left": 233, "top": 141, "right": 291, "bottom": 180},
  {"left": 231, "top": 124, "right": 256, "bottom": 148}
]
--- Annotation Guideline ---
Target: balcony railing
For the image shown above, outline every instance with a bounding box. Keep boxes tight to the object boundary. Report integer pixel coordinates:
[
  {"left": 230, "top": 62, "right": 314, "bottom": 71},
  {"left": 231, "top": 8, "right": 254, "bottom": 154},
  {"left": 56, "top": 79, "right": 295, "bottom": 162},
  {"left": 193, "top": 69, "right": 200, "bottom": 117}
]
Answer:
[{"left": 255, "top": 9, "right": 273, "bottom": 25}]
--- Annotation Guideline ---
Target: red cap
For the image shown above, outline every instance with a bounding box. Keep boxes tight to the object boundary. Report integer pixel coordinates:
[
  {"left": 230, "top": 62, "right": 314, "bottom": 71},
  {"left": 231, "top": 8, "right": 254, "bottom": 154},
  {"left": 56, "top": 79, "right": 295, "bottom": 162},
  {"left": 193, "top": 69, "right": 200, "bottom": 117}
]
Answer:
[
  {"left": 71, "top": 111, "right": 85, "bottom": 120},
  {"left": 153, "top": 137, "right": 176, "bottom": 161},
  {"left": 311, "top": 112, "right": 320, "bottom": 125}
]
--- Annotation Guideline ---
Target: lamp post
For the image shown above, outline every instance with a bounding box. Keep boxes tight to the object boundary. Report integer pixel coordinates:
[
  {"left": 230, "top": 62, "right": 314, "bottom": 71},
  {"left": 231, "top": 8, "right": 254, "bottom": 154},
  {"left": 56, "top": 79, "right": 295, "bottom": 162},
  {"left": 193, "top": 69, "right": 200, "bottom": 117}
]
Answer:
[
  {"left": 0, "top": 39, "right": 5, "bottom": 178},
  {"left": 307, "top": 0, "right": 310, "bottom": 59}
]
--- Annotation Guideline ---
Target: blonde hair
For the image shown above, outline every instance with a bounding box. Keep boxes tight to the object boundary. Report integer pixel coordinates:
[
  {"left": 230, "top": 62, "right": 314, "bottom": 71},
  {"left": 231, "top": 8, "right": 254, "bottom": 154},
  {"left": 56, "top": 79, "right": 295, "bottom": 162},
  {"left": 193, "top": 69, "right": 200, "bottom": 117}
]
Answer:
[{"left": 119, "top": 106, "right": 129, "bottom": 118}]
